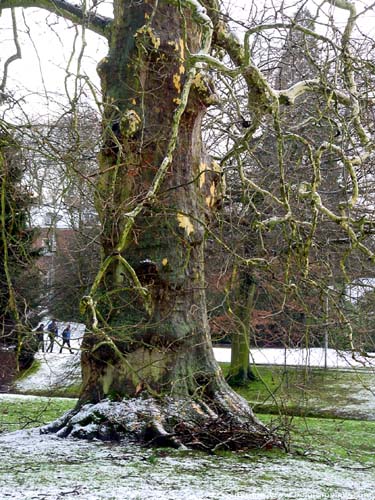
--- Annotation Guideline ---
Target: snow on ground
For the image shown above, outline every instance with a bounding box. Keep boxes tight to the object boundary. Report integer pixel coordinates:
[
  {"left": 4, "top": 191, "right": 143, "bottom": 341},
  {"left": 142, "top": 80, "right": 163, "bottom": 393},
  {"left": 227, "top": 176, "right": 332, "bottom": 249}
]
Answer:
[
  {"left": 14, "top": 351, "right": 81, "bottom": 393},
  {"left": 14, "top": 322, "right": 84, "bottom": 394},
  {"left": 0, "top": 425, "right": 374, "bottom": 500},
  {"left": 4, "top": 327, "right": 375, "bottom": 499},
  {"left": 215, "top": 346, "right": 375, "bottom": 369},
  {"left": 0, "top": 393, "right": 73, "bottom": 402}
]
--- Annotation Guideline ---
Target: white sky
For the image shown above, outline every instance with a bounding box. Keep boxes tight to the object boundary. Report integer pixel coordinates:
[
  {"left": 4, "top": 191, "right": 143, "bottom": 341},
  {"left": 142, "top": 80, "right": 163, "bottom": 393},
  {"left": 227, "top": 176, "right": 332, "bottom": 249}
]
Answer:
[
  {"left": 1, "top": 0, "right": 375, "bottom": 121},
  {"left": 0, "top": 6, "right": 108, "bottom": 121}
]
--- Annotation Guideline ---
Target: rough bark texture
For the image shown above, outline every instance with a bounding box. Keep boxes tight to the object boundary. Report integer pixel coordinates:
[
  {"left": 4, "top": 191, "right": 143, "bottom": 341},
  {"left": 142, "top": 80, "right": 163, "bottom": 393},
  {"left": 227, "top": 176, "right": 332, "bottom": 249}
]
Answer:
[
  {"left": 80, "top": 1, "right": 221, "bottom": 403},
  {"left": 43, "top": 0, "right": 280, "bottom": 450}
]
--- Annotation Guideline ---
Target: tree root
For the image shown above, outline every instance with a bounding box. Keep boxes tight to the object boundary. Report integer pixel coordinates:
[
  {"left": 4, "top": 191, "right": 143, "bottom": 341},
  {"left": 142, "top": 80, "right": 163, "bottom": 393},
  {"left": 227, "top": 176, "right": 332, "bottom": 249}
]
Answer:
[{"left": 41, "top": 395, "right": 284, "bottom": 452}]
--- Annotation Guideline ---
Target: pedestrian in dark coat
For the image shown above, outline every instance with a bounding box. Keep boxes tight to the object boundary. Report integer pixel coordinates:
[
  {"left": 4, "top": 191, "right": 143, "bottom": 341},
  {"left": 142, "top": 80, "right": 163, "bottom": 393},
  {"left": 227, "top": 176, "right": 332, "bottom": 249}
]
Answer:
[
  {"left": 46, "top": 319, "right": 58, "bottom": 353},
  {"left": 35, "top": 323, "right": 45, "bottom": 352},
  {"left": 60, "top": 324, "right": 73, "bottom": 354}
]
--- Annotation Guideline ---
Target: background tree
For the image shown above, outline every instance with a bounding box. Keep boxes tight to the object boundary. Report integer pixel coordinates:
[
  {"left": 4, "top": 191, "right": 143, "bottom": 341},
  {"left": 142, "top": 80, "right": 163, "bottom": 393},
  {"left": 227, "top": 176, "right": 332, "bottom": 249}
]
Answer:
[
  {"left": 204, "top": 4, "right": 375, "bottom": 364},
  {"left": 23, "top": 106, "right": 101, "bottom": 321},
  {"left": 0, "top": 124, "right": 40, "bottom": 369}
]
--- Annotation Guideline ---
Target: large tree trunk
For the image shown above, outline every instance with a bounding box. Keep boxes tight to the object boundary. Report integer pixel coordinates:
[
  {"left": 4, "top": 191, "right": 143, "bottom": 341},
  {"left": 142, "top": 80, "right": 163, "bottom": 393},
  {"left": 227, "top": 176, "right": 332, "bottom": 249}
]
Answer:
[{"left": 44, "top": 0, "right": 280, "bottom": 451}]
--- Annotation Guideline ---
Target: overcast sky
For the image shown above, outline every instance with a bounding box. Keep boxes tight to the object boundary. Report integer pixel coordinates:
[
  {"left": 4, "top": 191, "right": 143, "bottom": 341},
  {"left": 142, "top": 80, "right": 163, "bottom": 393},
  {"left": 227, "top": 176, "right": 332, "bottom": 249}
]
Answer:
[
  {"left": 0, "top": 0, "right": 374, "bottom": 122},
  {"left": 0, "top": 5, "right": 108, "bottom": 121}
]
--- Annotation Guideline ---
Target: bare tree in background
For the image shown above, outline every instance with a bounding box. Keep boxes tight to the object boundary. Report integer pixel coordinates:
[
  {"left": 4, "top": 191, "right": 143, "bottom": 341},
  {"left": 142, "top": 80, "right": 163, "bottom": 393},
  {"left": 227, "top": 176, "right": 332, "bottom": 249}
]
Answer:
[{"left": 22, "top": 107, "right": 101, "bottom": 320}]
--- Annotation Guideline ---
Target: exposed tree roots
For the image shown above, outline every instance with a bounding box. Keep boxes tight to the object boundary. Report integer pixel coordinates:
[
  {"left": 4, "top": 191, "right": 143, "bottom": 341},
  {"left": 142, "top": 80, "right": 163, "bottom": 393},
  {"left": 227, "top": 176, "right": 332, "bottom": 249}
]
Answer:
[{"left": 41, "top": 394, "right": 284, "bottom": 452}]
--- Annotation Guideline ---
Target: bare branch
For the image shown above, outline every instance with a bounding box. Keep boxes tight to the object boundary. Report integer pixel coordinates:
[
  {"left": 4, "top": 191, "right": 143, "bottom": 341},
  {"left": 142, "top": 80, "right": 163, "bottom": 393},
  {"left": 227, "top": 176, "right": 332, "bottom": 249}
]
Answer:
[
  {"left": 0, "top": 0, "right": 112, "bottom": 38},
  {"left": 0, "top": 8, "right": 21, "bottom": 102}
]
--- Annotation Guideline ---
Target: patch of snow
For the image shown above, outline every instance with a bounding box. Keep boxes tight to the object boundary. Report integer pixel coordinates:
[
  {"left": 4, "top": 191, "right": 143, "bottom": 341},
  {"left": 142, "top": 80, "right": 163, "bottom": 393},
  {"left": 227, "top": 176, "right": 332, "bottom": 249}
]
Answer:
[
  {"left": 14, "top": 351, "right": 81, "bottom": 393},
  {"left": 0, "top": 424, "right": 374, "bottom": 500},
  {"left": 14, "top": 321, "right": 84, "bottom": 394},
  {"left": 214, "top": 346, "right": 375, "bottom": 369},
  {"left": 0, "top": 393, "right": 76, "bottom": 402}
]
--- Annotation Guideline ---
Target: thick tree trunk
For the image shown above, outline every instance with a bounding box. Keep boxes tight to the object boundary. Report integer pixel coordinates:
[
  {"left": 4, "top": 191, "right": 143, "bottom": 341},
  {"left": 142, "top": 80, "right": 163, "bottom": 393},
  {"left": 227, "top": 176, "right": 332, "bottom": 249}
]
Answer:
[
  {"left": 44, "top": 0, "right": 280, "bottom": 450},
  {"left": 80, "top": 1, "right": 220, "bottom": 402}
]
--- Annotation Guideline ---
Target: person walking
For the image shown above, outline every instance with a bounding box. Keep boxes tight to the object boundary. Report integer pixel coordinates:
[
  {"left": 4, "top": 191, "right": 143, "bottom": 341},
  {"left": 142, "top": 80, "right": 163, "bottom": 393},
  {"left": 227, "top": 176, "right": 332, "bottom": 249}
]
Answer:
[
  {"left": 60, "top": 324, "right": 73, "bottom": 354},
  {"left": 35, "top": 323, "right": 45, "bottom": 352},
  {"left": 46, "top": 319, "right": 58, "bottom": 353}
]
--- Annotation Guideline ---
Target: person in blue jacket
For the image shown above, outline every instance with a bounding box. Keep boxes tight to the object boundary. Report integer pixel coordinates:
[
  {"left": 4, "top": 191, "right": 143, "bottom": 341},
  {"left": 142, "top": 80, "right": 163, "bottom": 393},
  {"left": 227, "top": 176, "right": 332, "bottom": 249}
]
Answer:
[{"left": 60, "top": 324, "right": 73, "bottom": 354}]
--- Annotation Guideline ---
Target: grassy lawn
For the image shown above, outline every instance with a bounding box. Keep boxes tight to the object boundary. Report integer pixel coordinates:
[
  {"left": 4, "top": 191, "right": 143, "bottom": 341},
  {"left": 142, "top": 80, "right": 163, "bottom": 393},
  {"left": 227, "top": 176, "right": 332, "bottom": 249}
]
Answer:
[
  {"left": 223, "top": 362, "right": 375, "bottom": 464},
  {"left": 221, "top": 362, "right": 375, "bottom": 419},
  {"left": 2, "top": 363, "right": 375, "bottom": 466},
  {"left": 259, "top": 413, "right": 375, "bottom": 465},
  {"left": 0, "top": 396, "right": 76, "bottom": 433}
]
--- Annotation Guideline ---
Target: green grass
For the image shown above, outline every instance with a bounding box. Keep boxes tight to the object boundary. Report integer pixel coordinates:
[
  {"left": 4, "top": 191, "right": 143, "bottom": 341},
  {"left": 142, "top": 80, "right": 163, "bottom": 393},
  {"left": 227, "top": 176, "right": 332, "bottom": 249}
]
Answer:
[
  {"left": 0, "top": 397, "right": 76, "bottom": 433},
  {"left": 220, "top": 362, "right": 375, "bottom": 464},
  {"left": 20, "top": 383, "right": 82, "bottom": 398},
  {"left": 221, "top": 362, "right": 375, "bottom": 419},
  {"left": 259, "top": 413, "right": 375, "bottom": 465}
]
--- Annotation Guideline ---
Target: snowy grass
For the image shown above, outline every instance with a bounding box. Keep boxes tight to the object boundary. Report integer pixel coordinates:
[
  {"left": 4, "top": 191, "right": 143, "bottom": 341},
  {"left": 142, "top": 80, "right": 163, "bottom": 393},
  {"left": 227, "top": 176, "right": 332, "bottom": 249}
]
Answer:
[
  {"left": 1, "top": 395, "right": 375, "bottom": 465},
  {"left": 223, "top": 363, "right": 375, "bottom": 420},
  {"left": 0, "top": 419, "right": 374, "bottom": 500},
  {"left": 4, "top": 336, "right": 375, "bottom": 498},
  {"left": 215, "top": 346, "right": 375, "bottom": 370},
  {"left": 13, "top": 321, "right": 84, "bottom": 397},
  {"left": 1, "top": 387, "right": 375, "bottom": 500}
]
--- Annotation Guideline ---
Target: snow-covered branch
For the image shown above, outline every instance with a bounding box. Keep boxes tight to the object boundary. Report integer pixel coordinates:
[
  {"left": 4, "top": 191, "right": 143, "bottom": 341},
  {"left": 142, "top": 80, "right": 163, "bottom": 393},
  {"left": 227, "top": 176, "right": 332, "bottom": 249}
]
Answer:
[{"left": 275, "top": 79, "right": 320, "bottom": 105}]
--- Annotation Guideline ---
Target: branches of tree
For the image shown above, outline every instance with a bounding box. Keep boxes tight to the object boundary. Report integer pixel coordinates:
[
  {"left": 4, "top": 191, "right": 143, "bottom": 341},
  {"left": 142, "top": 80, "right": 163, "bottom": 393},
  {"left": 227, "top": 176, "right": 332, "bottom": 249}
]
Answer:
[
  {"left": 0, "top": 124, "right": 41, "bottom": 370},
  {"left": 0, "top": 0, "right": 112, "bottom": 37},
  {"left": 201, "top": 3, "right": 375, "bottom": 374}
]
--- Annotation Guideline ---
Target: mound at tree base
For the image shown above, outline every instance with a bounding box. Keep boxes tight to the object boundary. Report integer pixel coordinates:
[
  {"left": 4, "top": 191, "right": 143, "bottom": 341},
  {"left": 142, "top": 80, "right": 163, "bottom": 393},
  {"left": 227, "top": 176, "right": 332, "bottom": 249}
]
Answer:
[{"left": 41, "top": 395, "right": 284, "bottom": 452}]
